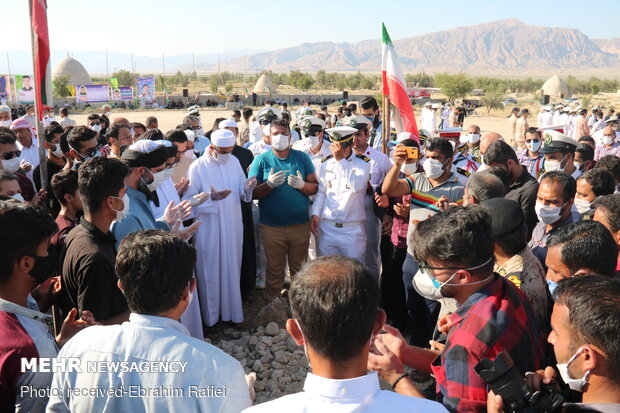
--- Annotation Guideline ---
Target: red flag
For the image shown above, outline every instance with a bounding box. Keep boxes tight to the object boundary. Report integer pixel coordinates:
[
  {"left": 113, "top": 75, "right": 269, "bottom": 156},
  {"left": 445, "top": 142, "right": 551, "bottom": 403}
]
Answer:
[{"left": 31, "top": 0, "right": 51, "bottom": 120}]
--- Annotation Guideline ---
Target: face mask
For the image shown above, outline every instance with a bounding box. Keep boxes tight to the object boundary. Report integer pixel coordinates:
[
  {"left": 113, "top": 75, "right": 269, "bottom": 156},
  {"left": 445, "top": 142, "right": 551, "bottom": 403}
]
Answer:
[
  {"left": 262, "top": 124, "right": 271, "bottom": 137},
  {"left": 557, "top": 347, "right": 590, "bottom": 392},
  {"left": 423, "top": 158, "right": 446, "bottom": 179},
  {"left": 546, "top": 279, "right": 558, "bottom": 296},
  {"left": 535, "top": 202, "right": 565, "bottom": 225},
  {"left": 89, "top": 124, "right": 102, "bottom": 133},
  {"left": 111, "top": 193, "right": 130, "bottom": 221},
  {"left": 213, "top": 151, "right": 231, "bottom": 164},
  {"left": 11, "top": 193, "right": 24, "bottom": 202},
  {"left": 417, "top": 256, "right": 493, "bottom": 299},
  {"left": 574, "top": 162, "right": 583, "bottom": 171},
  {"left": 467, "top": 133, "right": 480, "bottom": 144},
  {"left": 0, "top": 120, "right": 12, "bottom": 127},
  {"left": 144, "top": 169, "right": 166, "bottom": 192},
  {"left": 271, "top": 134, "right": 290, "bottom": 151},
  {"left": 544, "top": 155, "right": 567, "bottom": 173},
  {"left": 27, "top": 248, "right": 59, "bottom": 284},
  {"left": 1, "top": 157, "right": 21, "bottom": 173},
  {"left": 52, "top": 146, "right": 64, "bottom": 158},
  {"left": 574, "top": 198, "right": 592, "bottom": 214},
  {"left": 603, "top": 135, "right": 615, "bottom": 145},
  {"left": 400, "top": 162, "right": 418, "bottom": 175},
  {"left": 526, "top": 139, "right": 542, "bottom": 152},
  {"left": 308, "top": 135, "right": 321, "bottom": 148}
]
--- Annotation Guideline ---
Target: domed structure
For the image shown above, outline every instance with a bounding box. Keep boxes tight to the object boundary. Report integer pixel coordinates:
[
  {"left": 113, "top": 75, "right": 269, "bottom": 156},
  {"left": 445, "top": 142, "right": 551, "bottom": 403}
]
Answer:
[
  {"left": 52, "top": 56, "right": 91, "bottom": 86},
  {"left": 540, "top": 75, "right": 571, "bottom": 99},
  {"left": 253, "top": 73, "right": 276, "bottom": 94}
]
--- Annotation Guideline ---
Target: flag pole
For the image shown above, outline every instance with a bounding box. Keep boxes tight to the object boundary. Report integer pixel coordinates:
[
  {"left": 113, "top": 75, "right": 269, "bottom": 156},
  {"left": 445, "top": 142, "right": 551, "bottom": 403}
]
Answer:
[
  {"left": 382, "top": 95, "right": 390, "bottom": 155},
  {"left": 28, "top": 0, "right": 48, "bottom": 191}
]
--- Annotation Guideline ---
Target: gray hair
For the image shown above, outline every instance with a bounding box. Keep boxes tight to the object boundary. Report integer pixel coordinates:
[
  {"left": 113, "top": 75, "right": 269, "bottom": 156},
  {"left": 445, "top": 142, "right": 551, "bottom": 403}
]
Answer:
[
  {"left": 0, "top": 105, "right": 10, "bottom": 114},
  {"left": 466, "top": 172, "right": 506, "bottom": 203}
]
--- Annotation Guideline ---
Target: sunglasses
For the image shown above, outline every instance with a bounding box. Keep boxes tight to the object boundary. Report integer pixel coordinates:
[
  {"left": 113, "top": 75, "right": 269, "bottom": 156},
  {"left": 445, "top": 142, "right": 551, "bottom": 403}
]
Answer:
[
  {"left": 0, "top": 150, "right": 22, "bottom": 160},
  {"left": 525, "top": 139, "right": 540, "bottom": 143}
]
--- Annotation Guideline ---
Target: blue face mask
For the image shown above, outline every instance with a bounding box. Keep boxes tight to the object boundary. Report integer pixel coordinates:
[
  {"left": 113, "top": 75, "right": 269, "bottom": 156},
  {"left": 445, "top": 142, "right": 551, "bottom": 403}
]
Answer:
[{"left": 547, "top": 279, "right": 559, "bottom": 296}]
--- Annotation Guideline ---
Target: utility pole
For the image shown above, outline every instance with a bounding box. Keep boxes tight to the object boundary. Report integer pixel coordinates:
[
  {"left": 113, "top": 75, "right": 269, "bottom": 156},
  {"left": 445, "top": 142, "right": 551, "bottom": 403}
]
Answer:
[
  {"left": 105, "top": 52, "right": 109, "bottom": 79},
  {"left": 131, "top": 52, "right": 135, "bottom": 73},
  {"left": 192, "top": 52, "right": 196, "bottom": 73}
]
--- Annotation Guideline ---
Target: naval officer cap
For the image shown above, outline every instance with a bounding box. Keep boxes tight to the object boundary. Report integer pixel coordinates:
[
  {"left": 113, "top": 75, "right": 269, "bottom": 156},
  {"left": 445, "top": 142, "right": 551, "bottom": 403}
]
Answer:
[
  {"left": 341, "top": 116, "right": 372, "bottom": 130},
  {"left": 540, "top": 130, "right": 578, "bottom": 154},
  {"left": 257, "top": 106, "right": 282, "bottom": 122},
  {"left": 298, "top": 116, "right": 326, "bottom": 129},
  {"left": 325, "top": 126, "right": 358, "bottom": 143}
]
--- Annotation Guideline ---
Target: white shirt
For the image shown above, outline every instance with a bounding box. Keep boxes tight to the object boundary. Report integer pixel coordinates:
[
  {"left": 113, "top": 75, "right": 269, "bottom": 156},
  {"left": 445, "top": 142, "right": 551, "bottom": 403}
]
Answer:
[
  {"left": 540, "top": 112, "right": 554, "bottom": 128},
  {"left": 311, "top": 152, "right": 371, "bottom": 223},
  {"left": 249, "top": 121, "right": 263, "bottom": 143},
  {"left": 59, "top": 117, "right": 77, "bottom": 127},
  {"left": 291, "top": 139, "right": 332, "bottom": 169},
  {"left": 358, "top": 145, "right": 391, "bottom": 191},
  {"left": 16, "top": 137, "right": 39, "bottom": 185},
  {"left": 243, "top": 372, "right": 447, "bottom": 413},
  {"left": 248, "top": 140, "right": 271, "bottom": 156},
  {"left": 21, "top": 113, "right": 36, "bottom": 128},
  {"left": 47, "top": 313, "right": 251, "bottom": 413}
]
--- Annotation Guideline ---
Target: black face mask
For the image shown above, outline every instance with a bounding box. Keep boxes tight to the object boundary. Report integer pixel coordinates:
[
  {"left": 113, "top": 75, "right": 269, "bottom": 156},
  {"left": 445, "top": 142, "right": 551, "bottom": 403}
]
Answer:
[{"left": 27, "top": 247, "right": 59, "bottom": 284}]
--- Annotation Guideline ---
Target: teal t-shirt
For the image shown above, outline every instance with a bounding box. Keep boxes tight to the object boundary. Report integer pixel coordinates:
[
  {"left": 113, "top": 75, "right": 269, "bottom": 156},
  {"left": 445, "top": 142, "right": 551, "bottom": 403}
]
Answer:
[{"left": 249, "top": 149, "right": 315, "bottom": 226}]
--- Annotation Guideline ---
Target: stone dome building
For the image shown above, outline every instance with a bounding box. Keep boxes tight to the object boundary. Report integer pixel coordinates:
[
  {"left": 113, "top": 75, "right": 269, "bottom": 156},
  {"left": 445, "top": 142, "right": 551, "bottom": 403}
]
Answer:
[
  {"left": 253, "top": 73, "right": 276, "bottom": 94},
  {"left": 540, "top": 75, "right": 571, "bottom": 99},
  {"left": 52, "top": 55, "right": 91, "bottom": 86}
]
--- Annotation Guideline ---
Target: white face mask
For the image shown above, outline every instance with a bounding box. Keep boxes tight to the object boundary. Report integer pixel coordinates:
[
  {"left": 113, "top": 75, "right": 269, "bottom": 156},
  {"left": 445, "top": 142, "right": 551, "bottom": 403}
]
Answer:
[
  {"left": 0, "top": 120, "right": 12, "bottom": 127},
  {"left": 544, "top": 155, "right": 567, "bottom": 173},
  {"left": 400, "top": 162, "right": 418, "bottom": 176},
  {"left": 111, "top": 193, "right": 130, "bottom": 221},
  {"left": 1, "top": 157, "right": 21, "bottom": 173},
  {"left": 603, "top": 135, "right": 615, "bottom": 145},
  {"left": 271, "top": 134, "right": 290, "bottom": 151},
  {"left": 423, "top": 158, "right": 446, "bottom": 179},
  {"left": 574, "top": 198, "right": 592, "bottom": 214},
  {"left": 557, "top": 347, "right": 590, "bottom": 392},
  {"left": 11, "top": 193, "right": 24, "bottom": 202},
  {"left": 526, "top": 139, "right": 542, "bottom": 152},
  {"left": 308, "top": 135, "right": 321, "bottom": 149},
  {"left": 145, "top": 169, "right": 166, "bottom": 192},
  {"left": 535, "top": 201, "right": 565, "bottom": 225},
  {"left": 415, "top": 257, "right": 493, "bottom": 299},
  {"left": 466, "top": 133, "right": 480, "bottom": 144},
  {"left": 573, "top": 162, "right": 582, "bottom": 171},
  {"left": 89, "top": 124, "right": 102, "bottom": 133},
  {"left": 262, "top": 124, "right": 271, "bottom": 137},
  {"left": 52, "top": 146, "right": 64, "bottom": 158},
  {"left": 212, "top": 151, "right": 231, "bottom": 164}
]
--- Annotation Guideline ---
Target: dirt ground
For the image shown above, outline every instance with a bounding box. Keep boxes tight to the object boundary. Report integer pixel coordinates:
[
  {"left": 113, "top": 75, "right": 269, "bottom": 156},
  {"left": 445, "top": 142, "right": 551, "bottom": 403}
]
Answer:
[{"left": 72, "top": 107, "right": 518, "bottom": 139}]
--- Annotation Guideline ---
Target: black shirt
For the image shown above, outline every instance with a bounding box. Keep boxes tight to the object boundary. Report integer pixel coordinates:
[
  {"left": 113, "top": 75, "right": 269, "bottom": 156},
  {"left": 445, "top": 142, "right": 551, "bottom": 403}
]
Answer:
[
  {"left": 232, "top": 144, "right": 254, "bottom": 175},
  {"left": 60, "top": 218, "right": 128, "bottom": 321},
  {"left": 506, "top": 168, "right": 539, "bottom": 238}
]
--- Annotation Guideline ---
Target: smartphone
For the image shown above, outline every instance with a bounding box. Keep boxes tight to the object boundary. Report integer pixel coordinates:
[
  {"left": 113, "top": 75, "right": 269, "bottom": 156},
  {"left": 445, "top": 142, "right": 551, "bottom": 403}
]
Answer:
[{"left": 404, "top": 147, "right": 419, "bottom": 160}]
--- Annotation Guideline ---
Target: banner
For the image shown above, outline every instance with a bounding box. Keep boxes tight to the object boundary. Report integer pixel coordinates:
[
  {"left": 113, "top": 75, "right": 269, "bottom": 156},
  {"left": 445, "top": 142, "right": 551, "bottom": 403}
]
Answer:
[
  {"left": 111, "top": 87, "right": 133, "bottom": 101},
  {"left": 15, "top": 75, "right": 35, "bottom": 104},
  {"left": 110, "top": 77, "right": 118, "bottom": 89},
  {"left": 76, "top": 84, "right": 109, "bottom": 103},
  {"left": 136, "top": 76, "right": 155, "bottom": 105},
  {"left": 0, "top": 75, "right": 12, "bottom": 104}
]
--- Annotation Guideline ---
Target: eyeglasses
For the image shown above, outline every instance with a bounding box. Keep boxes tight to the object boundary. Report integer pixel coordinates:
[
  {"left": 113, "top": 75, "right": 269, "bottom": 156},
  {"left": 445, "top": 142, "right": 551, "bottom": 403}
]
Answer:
[
  {"left": 419, "top": 262, "right": 465, "bottom": 272},
  {"left": 70, "top": 144, "right": 101, "bottom": 158},
  {"left": 89, "top": 122, "right": 101, "bottom": 126},
  {"left": 0, "top": 150, "right": 22, "bottom": 160}
]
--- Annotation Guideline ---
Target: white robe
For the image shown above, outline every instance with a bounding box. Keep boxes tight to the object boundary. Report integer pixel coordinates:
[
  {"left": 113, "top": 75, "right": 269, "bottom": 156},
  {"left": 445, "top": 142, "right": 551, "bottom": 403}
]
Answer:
[{"left": 183, "top": 152, "right": 253, "bottom": 327}]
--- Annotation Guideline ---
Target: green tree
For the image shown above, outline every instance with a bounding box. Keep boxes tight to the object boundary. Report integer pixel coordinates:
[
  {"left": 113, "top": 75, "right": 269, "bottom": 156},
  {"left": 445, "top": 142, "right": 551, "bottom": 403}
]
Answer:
[
  {"left": 225, "top": 82, "right": 233, "bottom": 93},
  {"left": 405, "top": 72, "right": 434, "bottom": 87},
  {"left": 480, "top": 93, "right": 504, "bottom": 116},
  {"left": 52, "top": 75, "right": 71, "bottom": 98},
  {"left": 316, "top": 70, "right": 327, "bottom": 87},
  {"left": 208, "top": 76, "right": 218, "bottom": 93},
  {"left": 435, "top": 73, "right": 473, "bottom": 102},
  {"left": 111, "top": 70, "right": 134, "bottom": 87},
  {"left": 296, "top": 74, "right": 314, "bottom": 91}
]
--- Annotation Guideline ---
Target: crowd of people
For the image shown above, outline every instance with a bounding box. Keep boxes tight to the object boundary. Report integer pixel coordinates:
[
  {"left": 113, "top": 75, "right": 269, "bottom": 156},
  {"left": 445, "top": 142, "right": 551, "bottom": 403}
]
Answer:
[{"left": 0, "top": 96, "right": 619, "bottom": 412}]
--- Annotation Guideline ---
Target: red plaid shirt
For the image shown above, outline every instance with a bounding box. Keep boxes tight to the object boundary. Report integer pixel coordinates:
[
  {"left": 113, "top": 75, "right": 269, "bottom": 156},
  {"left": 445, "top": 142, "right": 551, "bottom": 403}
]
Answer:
[{"left": 431, "top": 274, "right": 544, "bottom": 412}]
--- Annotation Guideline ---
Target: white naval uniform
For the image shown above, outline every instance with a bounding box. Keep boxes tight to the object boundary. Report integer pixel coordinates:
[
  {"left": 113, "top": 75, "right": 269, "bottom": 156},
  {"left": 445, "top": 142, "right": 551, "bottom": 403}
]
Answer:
[
  {"left": 358, "top": 145, "right": 391, "bottom": 278},
  {"left": 311, "top": 152, "right": 371, "bottom": 261},
  {"left": 292, "top": 138, "right": 332, "bottom": 260},
  {"left": 248, "top": 140, "right": 271, "bottom": 156},
  {"left": 249, "top": 121, "right": 263, "bottom": 143}
]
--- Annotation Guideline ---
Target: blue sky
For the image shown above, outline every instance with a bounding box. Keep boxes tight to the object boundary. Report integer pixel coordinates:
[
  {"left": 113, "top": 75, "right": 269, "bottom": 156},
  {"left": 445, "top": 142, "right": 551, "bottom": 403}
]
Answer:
[{"left": 5, "top": 0, "right": 620, "bottom": 56}]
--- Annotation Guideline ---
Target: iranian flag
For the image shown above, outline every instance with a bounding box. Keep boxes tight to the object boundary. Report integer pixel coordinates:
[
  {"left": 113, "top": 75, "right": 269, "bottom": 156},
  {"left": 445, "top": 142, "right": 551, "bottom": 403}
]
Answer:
[
  {"left": 382, "top": 23, "right": 419, "bottom": 141},
  {"left": 31, "top": 0, "right": 52, "bottom": 119}
]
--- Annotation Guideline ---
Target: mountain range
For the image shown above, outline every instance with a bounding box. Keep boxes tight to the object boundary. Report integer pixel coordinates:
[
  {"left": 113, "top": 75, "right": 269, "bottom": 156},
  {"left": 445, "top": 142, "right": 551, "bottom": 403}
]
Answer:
[
  {"left": 4, "top": 19, "right": 620, "bottom": 78},
  {"left": 191, "top": 19, "right": 620, "bottom": 77}
]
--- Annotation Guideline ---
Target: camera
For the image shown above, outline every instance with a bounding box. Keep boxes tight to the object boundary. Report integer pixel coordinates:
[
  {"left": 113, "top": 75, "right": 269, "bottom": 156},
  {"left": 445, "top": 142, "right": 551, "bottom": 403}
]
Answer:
[{"left": 475, "top": 351, "right": 564, "bottom": 413}]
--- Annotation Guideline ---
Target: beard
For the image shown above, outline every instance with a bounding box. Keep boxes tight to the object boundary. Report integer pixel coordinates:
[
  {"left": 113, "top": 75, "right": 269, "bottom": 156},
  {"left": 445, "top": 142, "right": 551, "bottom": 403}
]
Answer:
[{"left": 440, "top": 285, "right": 456, "bottom": 298}]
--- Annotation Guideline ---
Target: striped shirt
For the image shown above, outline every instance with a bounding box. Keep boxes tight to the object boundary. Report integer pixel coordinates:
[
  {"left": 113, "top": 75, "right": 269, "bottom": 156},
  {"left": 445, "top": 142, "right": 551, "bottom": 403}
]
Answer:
[{"left": 403, "top": 172, "right": 464, "bottom": 255}]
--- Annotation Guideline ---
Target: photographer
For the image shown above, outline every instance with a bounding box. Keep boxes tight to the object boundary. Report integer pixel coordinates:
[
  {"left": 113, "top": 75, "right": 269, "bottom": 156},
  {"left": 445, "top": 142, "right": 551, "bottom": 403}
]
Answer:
[
  {"left": 488, "top": 276, "right": 620, "bottom": 412},
  {"left": 368, "top": 206, "right": 544, "bottom": 412}
]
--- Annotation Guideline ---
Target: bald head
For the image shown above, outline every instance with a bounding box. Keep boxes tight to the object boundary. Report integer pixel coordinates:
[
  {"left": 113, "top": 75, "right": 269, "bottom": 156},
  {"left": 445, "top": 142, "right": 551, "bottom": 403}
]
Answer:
[
  {"left": 112, "top": 117, "right": 130, "bottom": 128},
  {"left": 480, "top": 132, "right": 503, "bottom": 156}
]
